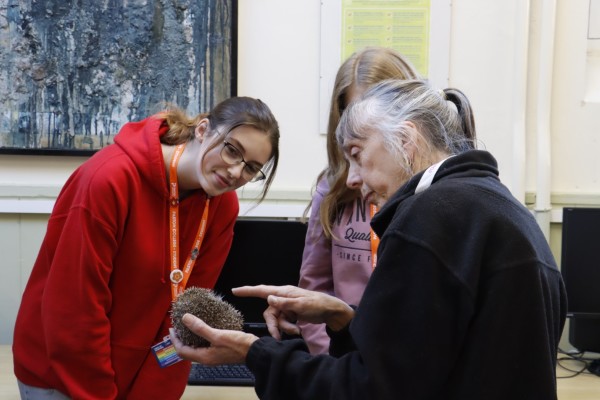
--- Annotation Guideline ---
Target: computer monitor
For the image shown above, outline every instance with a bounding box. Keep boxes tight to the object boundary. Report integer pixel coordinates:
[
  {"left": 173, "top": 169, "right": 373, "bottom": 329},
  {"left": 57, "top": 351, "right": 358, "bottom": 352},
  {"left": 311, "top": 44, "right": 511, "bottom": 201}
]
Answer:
[
  {"left": 560, "top": 207, "right": 600, "bottom": 353},
  {"left": 212, "top": 218, "right": 308, "bottom": 334}
]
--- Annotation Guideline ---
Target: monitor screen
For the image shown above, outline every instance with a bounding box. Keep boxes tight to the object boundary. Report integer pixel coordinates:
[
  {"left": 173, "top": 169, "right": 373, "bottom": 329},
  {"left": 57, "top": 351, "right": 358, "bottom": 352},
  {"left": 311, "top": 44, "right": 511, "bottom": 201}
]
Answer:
[
  {"left": 212, "top": 218, "right": 308, "bottom": 332},
  {"left": 560, "top": 207, "right": 600, "bottom": 318},
  {"left": 560, "top": 207, "right": 600, "bottom": 353}
]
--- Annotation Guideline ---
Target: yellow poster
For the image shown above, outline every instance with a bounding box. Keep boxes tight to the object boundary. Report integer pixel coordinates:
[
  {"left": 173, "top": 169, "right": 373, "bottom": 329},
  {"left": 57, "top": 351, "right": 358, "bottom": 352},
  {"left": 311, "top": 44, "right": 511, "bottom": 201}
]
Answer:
[{"left": 341, "top": 0, "right": 430, "bottom": 76}]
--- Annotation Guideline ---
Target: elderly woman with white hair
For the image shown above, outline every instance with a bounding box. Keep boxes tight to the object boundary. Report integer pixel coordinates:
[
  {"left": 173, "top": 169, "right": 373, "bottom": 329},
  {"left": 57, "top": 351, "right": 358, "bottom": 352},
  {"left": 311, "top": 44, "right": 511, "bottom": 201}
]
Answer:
[{"left": 170, "top": 79, "right": 566, "bottom": 400}]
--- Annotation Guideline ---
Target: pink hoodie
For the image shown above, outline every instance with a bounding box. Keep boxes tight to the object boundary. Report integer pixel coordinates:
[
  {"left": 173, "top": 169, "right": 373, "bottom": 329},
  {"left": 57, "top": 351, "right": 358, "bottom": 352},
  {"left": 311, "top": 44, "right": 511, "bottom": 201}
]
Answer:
[{"left": 298, "top": 178, "right": 373, "bottom": 354}]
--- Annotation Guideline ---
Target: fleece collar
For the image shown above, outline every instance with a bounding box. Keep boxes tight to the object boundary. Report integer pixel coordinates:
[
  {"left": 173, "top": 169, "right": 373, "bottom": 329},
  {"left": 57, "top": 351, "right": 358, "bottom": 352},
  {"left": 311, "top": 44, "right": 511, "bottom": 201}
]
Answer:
[{"left": 371, "top": 150, "right": 500, "bottom": 236}]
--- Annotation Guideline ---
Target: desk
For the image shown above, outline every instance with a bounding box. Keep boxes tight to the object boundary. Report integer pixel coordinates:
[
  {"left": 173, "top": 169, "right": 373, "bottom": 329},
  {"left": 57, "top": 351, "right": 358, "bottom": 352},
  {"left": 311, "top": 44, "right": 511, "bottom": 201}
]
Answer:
[
  {"left": 1, "top": 345, "right": 597, "bottom": 399},
  {"left": 556, "top": 359, "right": 600, "bottom": 400},
  {"left": 0, "top": 345, "right": 257, "bottom": 400},
  {"left": 181, "top": 385, "right": 257, "bottom": 400}
]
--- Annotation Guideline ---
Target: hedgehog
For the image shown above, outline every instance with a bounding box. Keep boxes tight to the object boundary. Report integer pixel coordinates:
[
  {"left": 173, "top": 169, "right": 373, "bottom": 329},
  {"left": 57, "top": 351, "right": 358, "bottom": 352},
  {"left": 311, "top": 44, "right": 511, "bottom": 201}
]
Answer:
[{"left": 170, "top": 286, "right": 244, "bottom": 348}]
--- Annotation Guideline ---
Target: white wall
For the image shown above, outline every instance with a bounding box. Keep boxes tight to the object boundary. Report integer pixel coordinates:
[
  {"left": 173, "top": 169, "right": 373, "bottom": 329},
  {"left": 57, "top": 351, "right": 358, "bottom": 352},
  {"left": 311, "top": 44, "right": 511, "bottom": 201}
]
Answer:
[
  {"left": 449, "top": 0, "right": 529, "bottom": 201},
  {"left": 551, "top": 0, "right": 600, "bottom": 194},
  {"left": 237, "top": 0, "right": 325, "bottom": 193},
  {"left": 1, "top": 0, "right": 599, "bottom": 346},
  {"left": 5, "top": 0, "right": 598, "bottom": 215}
]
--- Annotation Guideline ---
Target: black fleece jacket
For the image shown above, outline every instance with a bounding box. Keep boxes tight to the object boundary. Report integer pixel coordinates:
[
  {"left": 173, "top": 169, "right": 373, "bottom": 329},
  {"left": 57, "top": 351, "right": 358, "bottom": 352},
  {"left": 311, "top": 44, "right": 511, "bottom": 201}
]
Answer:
[{"left": 246, "top": 150, "right": 567, "bottom": 400}]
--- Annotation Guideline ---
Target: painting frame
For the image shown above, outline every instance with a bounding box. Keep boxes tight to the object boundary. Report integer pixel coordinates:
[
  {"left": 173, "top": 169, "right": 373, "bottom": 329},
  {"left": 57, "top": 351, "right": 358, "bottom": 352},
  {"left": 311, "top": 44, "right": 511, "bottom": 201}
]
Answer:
[{"left": 0, "top": 0, "right": 238, "bottom": 157}]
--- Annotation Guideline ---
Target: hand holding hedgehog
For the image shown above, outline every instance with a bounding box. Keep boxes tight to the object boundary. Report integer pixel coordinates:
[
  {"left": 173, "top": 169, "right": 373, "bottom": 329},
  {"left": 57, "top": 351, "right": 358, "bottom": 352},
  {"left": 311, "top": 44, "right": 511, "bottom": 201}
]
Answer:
[
  {"left": 170, "top": 287, "right": 244, "bottom": 348},
  {"left": 169, "top": 313, "right": 260, "bottom": 365},
  {"left": 169, "top": 284, "right": 355, "bottom": 366}
]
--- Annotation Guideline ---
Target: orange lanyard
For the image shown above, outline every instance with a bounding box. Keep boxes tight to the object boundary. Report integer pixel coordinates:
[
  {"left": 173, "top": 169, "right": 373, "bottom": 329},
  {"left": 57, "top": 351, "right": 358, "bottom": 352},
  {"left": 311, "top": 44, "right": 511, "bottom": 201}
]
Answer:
[
  {"left": 370, "top": 204, "right": 379, "bottom": 270},
  {"left": 168, "top": 144, "right": 210, "bottom": 301}
]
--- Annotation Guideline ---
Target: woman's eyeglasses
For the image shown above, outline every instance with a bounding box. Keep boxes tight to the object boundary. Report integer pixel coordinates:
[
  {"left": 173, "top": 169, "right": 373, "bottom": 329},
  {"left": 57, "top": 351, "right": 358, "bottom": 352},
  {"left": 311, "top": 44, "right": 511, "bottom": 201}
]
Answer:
[{"left": 220, "top": 140, "right": 266, "bottom": 182}]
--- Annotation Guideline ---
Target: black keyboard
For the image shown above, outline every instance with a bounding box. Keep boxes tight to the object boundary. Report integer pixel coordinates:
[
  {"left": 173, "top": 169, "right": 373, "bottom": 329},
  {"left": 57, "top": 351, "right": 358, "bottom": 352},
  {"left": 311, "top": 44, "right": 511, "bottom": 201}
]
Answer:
[{"left": 188, "top": 362, "right": 255, "bottom": 386}]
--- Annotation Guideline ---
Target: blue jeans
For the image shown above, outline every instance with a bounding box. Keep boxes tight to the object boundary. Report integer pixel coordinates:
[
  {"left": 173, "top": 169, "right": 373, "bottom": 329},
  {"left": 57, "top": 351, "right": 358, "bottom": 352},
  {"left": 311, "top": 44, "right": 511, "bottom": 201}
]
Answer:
[{"left": 17, "top": 380, "right": 70, "bottom": 400}]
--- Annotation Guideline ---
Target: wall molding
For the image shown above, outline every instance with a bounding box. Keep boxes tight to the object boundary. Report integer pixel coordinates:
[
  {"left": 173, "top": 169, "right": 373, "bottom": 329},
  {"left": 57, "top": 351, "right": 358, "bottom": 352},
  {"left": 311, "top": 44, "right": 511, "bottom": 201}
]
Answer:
[
  {"left": 525, "top": 192, "right": 600, "bottom": 223},
  {"left": 0, "top": 184, "right": 312, "bottom": 218},
  {"left": 2, "top": 184, "right": 599, "bottom": 221}
]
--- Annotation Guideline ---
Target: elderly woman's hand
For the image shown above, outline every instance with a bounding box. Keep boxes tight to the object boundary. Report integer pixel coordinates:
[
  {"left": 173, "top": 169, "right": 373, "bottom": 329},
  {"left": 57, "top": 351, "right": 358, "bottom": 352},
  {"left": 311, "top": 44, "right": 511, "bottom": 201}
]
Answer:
[
  {"left": 169, "top": 314, "right": 259, "bottom": 365},
  {"left": 232, "top": 285, "right": 355, "bottom": 340}
]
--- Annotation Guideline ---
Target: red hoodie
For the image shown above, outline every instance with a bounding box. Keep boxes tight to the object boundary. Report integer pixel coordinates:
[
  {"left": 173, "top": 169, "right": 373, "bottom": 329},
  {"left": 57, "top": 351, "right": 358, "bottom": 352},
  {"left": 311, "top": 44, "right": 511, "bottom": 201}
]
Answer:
[{"left": 13, "top": 116, "right": 238, "bottom": 399}]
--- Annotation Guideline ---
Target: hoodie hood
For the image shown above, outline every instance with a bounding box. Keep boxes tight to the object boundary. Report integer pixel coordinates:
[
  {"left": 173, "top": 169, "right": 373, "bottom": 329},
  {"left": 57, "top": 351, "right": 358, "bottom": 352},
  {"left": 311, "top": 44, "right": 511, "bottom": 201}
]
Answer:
[{"left": 114, "top": 115, "right": 169, "bottom": 198}]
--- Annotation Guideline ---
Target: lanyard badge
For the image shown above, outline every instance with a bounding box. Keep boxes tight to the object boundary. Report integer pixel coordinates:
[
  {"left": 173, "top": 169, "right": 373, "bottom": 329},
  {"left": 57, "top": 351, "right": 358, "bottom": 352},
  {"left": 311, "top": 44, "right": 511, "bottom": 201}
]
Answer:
[{"left": 152, "top": 336, "right": 182, "bottom": 368}]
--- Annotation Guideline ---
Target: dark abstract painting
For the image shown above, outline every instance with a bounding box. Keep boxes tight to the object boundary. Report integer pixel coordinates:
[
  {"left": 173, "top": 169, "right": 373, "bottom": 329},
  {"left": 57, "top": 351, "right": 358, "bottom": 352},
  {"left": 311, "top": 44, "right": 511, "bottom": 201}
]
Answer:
[{"left": 0, "top": 0, "right": 236, "bottom": 155}]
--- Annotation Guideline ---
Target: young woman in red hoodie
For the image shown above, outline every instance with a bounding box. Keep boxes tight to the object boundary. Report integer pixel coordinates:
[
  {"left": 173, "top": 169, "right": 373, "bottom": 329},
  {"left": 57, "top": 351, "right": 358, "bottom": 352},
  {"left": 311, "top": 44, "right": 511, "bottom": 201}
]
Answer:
[{"left": 13, "top": 96, "right": 280, "bottom": 399}]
